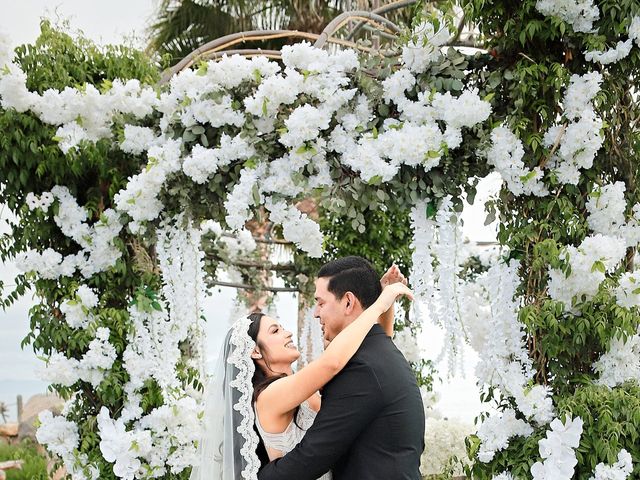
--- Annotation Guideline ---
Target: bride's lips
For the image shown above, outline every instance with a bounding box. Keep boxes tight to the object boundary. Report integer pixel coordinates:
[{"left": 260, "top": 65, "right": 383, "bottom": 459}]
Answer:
[{"left": 284, "top": 340, "right": 297, "bottom": 349}]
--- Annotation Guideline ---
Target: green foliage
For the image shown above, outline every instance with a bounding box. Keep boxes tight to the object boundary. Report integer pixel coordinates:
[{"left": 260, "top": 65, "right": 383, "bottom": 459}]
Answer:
[
  {"left": 461, "top": 0, "right": 640, "bottom": 476},
  {"left": 0, "top": 439, "right": 49, "bottom": 480}
]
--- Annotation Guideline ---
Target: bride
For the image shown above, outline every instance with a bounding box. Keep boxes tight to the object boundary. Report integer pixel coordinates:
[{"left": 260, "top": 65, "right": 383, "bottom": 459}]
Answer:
[{"left": 190, "top": 267, "right": 412, "bottom": 480}]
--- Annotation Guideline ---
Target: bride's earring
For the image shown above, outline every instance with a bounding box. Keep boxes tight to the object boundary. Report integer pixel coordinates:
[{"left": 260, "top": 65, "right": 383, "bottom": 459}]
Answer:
[{"left": 252, "top": 350, "right": 262, "bottom": 359}]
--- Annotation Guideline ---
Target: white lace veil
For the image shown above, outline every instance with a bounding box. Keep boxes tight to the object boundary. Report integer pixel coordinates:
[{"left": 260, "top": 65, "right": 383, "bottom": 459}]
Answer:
[{"left": 190, "top": 315, "right": 261, "bottom": 480}]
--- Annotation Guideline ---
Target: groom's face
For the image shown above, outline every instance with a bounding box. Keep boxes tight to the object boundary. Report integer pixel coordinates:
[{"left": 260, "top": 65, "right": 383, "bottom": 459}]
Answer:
[{"left": 314, "top": 277, "right": 349, "bottom": 342}]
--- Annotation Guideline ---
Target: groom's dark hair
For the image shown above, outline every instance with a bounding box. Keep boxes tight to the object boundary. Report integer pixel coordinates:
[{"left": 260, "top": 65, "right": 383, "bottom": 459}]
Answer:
[{"left": 318, "top": 256, "right": 381, "bottom": 309}]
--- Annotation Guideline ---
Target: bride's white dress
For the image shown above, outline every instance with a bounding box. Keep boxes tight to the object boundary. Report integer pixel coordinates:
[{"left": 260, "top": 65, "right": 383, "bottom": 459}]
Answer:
[{"left": 255, "top": 401, "right": 332, "bottom": 480}]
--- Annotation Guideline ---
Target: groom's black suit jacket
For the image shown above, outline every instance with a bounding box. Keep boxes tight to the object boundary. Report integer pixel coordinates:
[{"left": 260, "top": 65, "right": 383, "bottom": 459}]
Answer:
[{"left": 257, "top": 324, "right": 425, "bottom": 480}]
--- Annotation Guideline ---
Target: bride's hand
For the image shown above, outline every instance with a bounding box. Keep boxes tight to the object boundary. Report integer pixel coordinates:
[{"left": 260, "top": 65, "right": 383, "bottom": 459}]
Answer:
[
  {"left": 380, "top": 264, "right": 408, "bottom": 288},
  {"left": 374, "top": 283, "right": 414, "bottom": 314}
]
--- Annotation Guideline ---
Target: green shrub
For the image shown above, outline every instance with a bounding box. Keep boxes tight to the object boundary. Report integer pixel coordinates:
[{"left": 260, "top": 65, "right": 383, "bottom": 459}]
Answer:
[{"left": 0, "top": 439, "right": 49, "bottom": 480}]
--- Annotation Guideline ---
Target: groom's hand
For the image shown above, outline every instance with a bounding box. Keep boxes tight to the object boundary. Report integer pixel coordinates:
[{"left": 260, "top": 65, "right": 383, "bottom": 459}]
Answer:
[{"left": 380, "top": 264, "right": 408, "bottom": 288}]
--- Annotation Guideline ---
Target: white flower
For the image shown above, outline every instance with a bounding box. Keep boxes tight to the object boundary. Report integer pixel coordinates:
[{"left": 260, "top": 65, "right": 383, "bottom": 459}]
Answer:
[
  {"left": 432, "top": 90, "right": 492, "bottom": 129},
  {"left": 36, "top": 410, "right": 79, "bottom": 458},
  {"left": 493, "top": 473, "right": 515, "bottom": 480},
  {"left": 382, "top": 68, "right": 416, "bottom": 105},
  {"left": 38, "top": 351, "right": 81, "bottom": 387},
  {"left": 182, "top": 134, "right": 254, "bottom": 184},
  {"left": 97, "top": 407, "right": 147, "bottom": 480},
  {"left": 531, "top": 416, "right": 583, "bottom": 480},
  {"left": 55, "top": 121, "right": 89, "bottom": 154},
  {"left": 393, "top": 328, "right": 423, "bottom": 363},
  {"left": 630, "top": 16, "right": 640, "bottom": 45},
  {"left": 280, "top": 105, "right": 332, "bottom": 148},
  {"left": 402, "top": 22, "right": 450, "bottom": 73},
  {"left": 79, "top": 327, "right": 117, "bottom": 387},
  {"left": 76, "top": 285, "right": 99, "bottom": 308},
  {"left": 585, "top": 39, "right": 633, "bottom": 65},
  {"left": 514, "top": 384, "right": 555, "bottom": 425},
  {"left": 421, "top": 417, "right": 473, "bottom": 476},
  {"left": 0, "top": 66, "right": 37, "bottom": 112},
  {"left": 563, "top": 72, "right": 602, "bottom": 120},
  {"left": 590, "top": 449, "right": 634, "bottom": 480},
  {"left": 265, "top": 197, "right": 323, "bottom": 257},
  {"left": 243, "top": 69, "right": 304, "bottom": 117},
  {"left": 535, "top": 0, "right": 600, "bottom": 33},
  {"left": 586, "top": 182, "right": 626, "bottom": 236},
  {"left": 548, "top": 234, "right": 626, "bottom": 312},
  {"left": 477, "top": 408, "right": 534, "bottom": 462},
  {"left": 485, "top": 126, "right": 548, "bottom": 197},
  {"left": 593, "top": 329, "right": 640, "bottom": 387},
  {"left": 120, "top": 125, "right": 157, "bottom": 154},
  {"left": 614, "top": 273, "right": 640, "bottom": 309},
  {"left": 281, "top": 41, "right": 359, "bottom": 73}
]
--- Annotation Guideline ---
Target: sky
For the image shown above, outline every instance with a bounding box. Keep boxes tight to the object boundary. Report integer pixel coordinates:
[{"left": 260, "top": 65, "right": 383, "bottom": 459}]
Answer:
[{"left": 0, "top": 2, "right": 500, "bottom": 424}]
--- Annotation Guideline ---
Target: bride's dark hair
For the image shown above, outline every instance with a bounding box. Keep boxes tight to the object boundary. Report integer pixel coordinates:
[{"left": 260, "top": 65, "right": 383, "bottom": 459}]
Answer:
[{"left": 247, "top": 312, "right": 303, "bottom": 468}]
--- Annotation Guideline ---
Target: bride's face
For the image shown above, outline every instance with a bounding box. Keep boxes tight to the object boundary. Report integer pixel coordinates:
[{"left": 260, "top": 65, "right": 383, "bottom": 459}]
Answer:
[{"left": 255, "top": 315, "right": 301, "bottom": 367}]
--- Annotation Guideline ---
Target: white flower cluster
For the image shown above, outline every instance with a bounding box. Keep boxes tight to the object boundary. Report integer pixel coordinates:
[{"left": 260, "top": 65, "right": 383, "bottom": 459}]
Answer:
[
  {"left": 547, "top": 234, "right": 626, "bottom": 312},
  {"left": 298, "top": 307, "right": 325, "bottom": 366},
  {"left": 585, "top": 39, "right": 633, "bottom": 64},
  {"left": 431, "top": 196, "right": 467, "bottom": 374},
  {"left": 409, "top": 200, "right": 437, "bottom": 322},
  {"left": 586, "top": 182, "right": 640, "bottom": 249},
  {"left": 393, "top": 327, "right": 424, "bottom": 364},
  {"left": 457, "top": 258, "right": 559, "bottom": 462},
  {"left": 584, "top": 15, "right": 640, "bottom": 65},
  {"left": 535, "top": 0, "right": 600, "bottom": 33},
  {"left": 402, "top": 21, "right": 450, "bottom": 73},
  {"left": 114, "top": 139, "right": 182, "bottom": 233},
  {"left": 0, "top": 44, "right": 157, "bottom": 153},
  {"left": 420, "top": 417, "right": 473, "bottom": 476},
  {"left": 97, "top": 396, "right": 200, "bottom": 479},
  {"left": 120, "top": 125, "right": 157, "bottom": 155},
  {"left": 25, "top": 191, "right": 54, "bottom": 211},
  {"left": 630, "top": 16, "right": 640, "bottom": 44},
  {"left": 224, "top": 164, "right": 265, "bottom": 231},
  {"left": 218, "top": 228, "right": 257, "bottom": 259},
  {"left": 545, "top": 72, "right": 603, "bottom": 185},
  {"left": 36, "top": 409, "right": 100, "bottom": 480},
  {"left": 36, "top": 409, "right": 79, "bottom": 458},
  {"left": 614, "top": 272, "right": 640, "bottom": 309},
  {"left": 589, "top": 449, "right": 634, "bottom": 480},
  {"left": 38, "top": 327, "right": 117, "bottom": 387},
  {"left": 485, "top": 126, "right": 548, "bottom": 197},
  {"left": 121, "top": 221, "right": 206, "bottom": 397},
  {"left": 586, "top": 182, "right": 626, "bottom": 236},
  {"left": 592, "top": 328, "right": 640, "bottom": 387},
  {"left": 492, "top": 473, "right": 514, "bottom": 480},
  {"left": 16, "top": 187, "right": 124, "bottom": 278},
  {"left": 60, "top": 285, "right": 99, "bottom": 329},
  {"left": 265, "top": 197, "right": 324, "bottom": 258},
  {"left": 531, "top": 416, "right": 583, "bottom": 480},
  {"left": 157, "top": 219, "right": 207, "bottom": 381},
  {"left": 183, "top": 134, "right": 255, "bottom": 184},
  {"left": 477, "top": 408, "right": 534, "bottom": 462}
]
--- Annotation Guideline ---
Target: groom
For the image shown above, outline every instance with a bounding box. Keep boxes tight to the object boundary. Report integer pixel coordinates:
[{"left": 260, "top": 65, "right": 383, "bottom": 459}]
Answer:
[{"left": 258, "top": 256, "right": 425, "bottom": 480}]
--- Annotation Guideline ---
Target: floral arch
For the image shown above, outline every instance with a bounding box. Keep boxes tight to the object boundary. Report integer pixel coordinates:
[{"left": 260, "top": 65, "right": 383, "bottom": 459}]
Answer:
[{"left": 1, "top": 1, "right": 640, "bottom": 479}]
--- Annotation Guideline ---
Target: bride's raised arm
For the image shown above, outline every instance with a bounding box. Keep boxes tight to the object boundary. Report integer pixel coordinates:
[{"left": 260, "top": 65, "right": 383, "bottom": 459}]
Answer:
[
  {"left": 378, "top": 264, "right": 408, "bottom": 337},
  {"left": 257, "top": 283, "right": 413, "bottom": 417}
]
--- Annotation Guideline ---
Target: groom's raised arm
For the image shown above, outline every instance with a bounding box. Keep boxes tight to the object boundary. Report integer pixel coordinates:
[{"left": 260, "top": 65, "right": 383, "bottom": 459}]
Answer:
[{"left": 257, "top": 360, "right": 382, "bottom": 480}]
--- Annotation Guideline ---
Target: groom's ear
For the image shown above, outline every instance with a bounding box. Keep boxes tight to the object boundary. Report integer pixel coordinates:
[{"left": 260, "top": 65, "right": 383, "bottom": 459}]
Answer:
[{"left": 343, "top": 291, "right": 357, "bottom": 314}]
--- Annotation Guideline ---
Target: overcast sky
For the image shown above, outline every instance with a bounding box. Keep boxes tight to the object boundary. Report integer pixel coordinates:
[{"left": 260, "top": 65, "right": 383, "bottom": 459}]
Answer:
[{"left": 0, "top": 2, "right": 499, "bottom": 423}]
